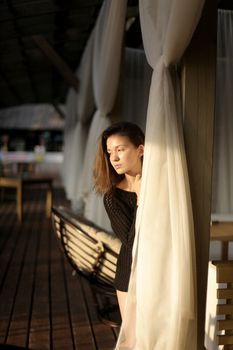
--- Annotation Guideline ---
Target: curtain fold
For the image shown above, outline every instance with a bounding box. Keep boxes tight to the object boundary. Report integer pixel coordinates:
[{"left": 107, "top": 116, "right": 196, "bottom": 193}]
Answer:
[
  {"left": 73, "top": 33, "right": 95, "bottom": 207},
  {"left": 62, "top": 88, "right": 78, "bottom": 199},
  {"left": 115, "top": 1, "right": 205, "bottom": 349},
  {"left": 80, "top": 0, "right": 127, "bottom": 229},
  {"left": 211, "top": 10, "right": 233, "bottom": 217},
  {"left": 63, "top": 33, "right": 95, "bottom": 206},
  {"left": 80, "top": 110, "right": 111, "bottom": 229},
  {"left": 119, "top": 48, "right": 152, "bottom": 131}
]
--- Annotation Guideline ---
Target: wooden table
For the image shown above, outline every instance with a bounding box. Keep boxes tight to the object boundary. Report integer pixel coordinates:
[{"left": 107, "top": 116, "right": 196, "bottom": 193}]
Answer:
[
  {"left": 210, "top": 222, "right": 233, "bottom": 260},
  {"left": 0, "top": 175, "right": 53, "bottom": 222}
]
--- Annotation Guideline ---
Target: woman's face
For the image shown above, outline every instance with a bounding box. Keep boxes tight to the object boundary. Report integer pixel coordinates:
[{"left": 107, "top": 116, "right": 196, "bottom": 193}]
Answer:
[{"left": 106, "top": 134, "right": 143, "bottom": 175}]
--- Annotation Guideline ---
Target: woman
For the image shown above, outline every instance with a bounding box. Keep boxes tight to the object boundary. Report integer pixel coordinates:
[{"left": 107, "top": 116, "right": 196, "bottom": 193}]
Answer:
[{"left": 93, "top": 122, "right": 144, "bottom": 320}]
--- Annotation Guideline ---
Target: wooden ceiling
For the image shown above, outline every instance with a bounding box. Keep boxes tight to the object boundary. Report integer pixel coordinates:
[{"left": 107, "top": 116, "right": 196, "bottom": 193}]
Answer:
[
  {"left": 0, "top": 0, "right": 231, "bottom": 110},
  {"left": 0, "top": 0, "right": 139, "bottom": 109}
]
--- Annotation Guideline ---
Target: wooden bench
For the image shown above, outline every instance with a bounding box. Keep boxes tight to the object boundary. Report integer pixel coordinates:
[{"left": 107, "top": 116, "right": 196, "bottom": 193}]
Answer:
[
  {"left": 0, "top": 175, "right": 53, "bottom": 222},
  {"left": 51, "top": 205, "right": 121, "bottom": 327}
]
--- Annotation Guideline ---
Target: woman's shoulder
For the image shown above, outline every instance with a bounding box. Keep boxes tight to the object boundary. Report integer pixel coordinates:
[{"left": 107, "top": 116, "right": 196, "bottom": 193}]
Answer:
[
  {"left": 104, "top": 187, "right": 136, "bottom": 205},
  {"left": 103, "top": 188, "right": 116, "bottom": 214},
  {"left": 103, "top": 187, "right": 121, "bottom": 205},
  {"left": 103, "top": 187, "right": 115, "bottom": 201}
]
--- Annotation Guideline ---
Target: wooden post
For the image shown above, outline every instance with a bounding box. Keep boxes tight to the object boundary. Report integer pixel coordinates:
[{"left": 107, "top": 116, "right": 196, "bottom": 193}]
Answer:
[{"left": 181, "top": 0, "right": 217, "bottom": 348}]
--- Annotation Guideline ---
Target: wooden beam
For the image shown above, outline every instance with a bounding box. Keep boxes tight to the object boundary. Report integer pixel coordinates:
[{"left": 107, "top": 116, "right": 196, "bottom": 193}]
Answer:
[
  {"left": 52, "top": 103, "right": 66, "bottom": 119},
  {"left": 181, "top": 0, "right": 217, "bottom": 348},
  {"left": 32, "top": 35, "right": 79, "bottom": 92}
]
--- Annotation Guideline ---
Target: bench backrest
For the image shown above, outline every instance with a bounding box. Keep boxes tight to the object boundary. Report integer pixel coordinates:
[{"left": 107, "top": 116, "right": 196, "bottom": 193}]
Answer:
[{"left": 51, "top": 206, "right": 121, "bottom": 288}]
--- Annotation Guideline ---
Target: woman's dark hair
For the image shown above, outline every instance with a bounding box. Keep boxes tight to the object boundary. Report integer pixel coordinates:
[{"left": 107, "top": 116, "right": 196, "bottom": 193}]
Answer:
[{"left": 93, "top": 122, "right": 145, "bottom": 194}]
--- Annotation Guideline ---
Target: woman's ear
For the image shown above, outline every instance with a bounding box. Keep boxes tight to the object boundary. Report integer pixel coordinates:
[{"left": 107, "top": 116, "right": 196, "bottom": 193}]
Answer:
[{"left": 138, "top": 144, "right": 144, "bottom": 157}]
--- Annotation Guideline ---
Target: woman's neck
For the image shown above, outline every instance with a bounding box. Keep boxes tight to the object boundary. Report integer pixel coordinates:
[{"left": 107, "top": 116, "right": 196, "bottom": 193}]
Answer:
[{"left": 118, "top": 173, "right": 140, "bottom": 192}]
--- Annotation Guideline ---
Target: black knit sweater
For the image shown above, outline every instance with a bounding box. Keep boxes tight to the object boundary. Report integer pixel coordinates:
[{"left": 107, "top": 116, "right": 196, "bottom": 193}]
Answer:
[{"left": 103, "top": 187, "right": 137, "bottom": 292}]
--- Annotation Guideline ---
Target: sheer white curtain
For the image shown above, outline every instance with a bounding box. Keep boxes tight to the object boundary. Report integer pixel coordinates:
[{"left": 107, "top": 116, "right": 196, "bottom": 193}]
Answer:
[
  {"left": 120, "top": 48, "right": 152, "bottom": 131},
  {"left": 211, "top": 10, "right": 233, "bottom": 218},
  {"left": 72, "top": 33, "right": 95, "bottom": 210},
  {"left": 116, "top": 1, "right": 205, "bottom": 349},
  {"left": 63, "top": 34, "right": 95, "bottom": 206},
  {"left": 80, "top": 0, "right": 127, "bottom": 229},
  {"left": 63, "top": 88, "right": 78, "bottom": 199}
]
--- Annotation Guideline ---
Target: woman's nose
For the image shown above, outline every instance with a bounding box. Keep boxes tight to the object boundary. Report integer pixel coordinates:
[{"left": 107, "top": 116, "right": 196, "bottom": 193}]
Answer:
[{"left": 111, "top": 151, "right": 119, "bottom": 161}]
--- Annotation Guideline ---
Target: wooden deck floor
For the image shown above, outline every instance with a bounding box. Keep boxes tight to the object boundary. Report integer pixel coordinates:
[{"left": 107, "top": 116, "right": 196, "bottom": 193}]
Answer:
[{"left": 0, "top": 187, "right": 119, "bottom": 350}]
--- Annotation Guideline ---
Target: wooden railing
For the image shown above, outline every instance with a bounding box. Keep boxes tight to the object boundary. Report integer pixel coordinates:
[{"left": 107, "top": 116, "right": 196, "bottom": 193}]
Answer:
[{"left": 216, "top": 262, "right": 233, "bottom": 349}]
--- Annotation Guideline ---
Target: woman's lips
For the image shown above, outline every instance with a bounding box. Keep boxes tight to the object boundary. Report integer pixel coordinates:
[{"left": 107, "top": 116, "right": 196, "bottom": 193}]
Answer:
[{"left": 114, "top": 164, "right": 121, "bottom": 169}]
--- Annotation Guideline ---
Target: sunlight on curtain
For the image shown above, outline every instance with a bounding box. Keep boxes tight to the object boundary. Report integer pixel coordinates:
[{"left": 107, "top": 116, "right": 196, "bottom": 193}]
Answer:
[
  {"left": 80, "top": 0, "right": 127, "bottom": 229},
  {"left": 115, "top": 0, "right": 205, "bottom": 349},
  {"left": 211, "top": 10, "right": 233, "bottom": 218}
]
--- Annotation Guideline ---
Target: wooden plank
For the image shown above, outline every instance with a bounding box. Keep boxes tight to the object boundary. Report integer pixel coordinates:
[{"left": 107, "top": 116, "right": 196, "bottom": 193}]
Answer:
[
  {"left": 211, "top": 223, "right": 233, "bottom": 241},
  {"left": 80, "top": 278, "right": 118, "bottom": 350},
  {"left": 63, "top": 262, "right": 99, "bottom": 350},
  {"left": 0, "top": 200, "right": 18, "bottom": 255},
  {"left": 181, "top": 0, "right": 217, "bottom": 348},
  {"left": 50, "top": 231, "right": 77, "bottom": 349},
  {"left": 0, "top": 201, "right": 21, "bottom": 319},
  {"left": 28, "top": 215, "right": 51, "bottom": 349},
  {"left": 217, "top": 305, "right": 233, "bottom": 315},
  {"left": 6, "top": 191, "right": 43, "bottom": 347},
  {"left": 217, "top": 263, "right": 233, "bottom": 283},
  {"left": 0, "top": 195, "right": 37, "bottom": 346},
  {"left": 218, "top": 319, "right": 233, "bottom": 331},
  {"left": 218, "top": 334, "right": 233, "bottom": 345},
  {"left": 217, "top": 289, "right": 233, "bottom": 299}
]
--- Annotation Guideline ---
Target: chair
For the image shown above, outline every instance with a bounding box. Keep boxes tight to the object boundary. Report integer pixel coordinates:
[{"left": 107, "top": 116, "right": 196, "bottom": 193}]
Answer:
[
  {"left": 51, "top": 205, "right": 121, "bottom": 327},
  {"left": 216, "top": 262, "right": 233, "bottom": 349}
]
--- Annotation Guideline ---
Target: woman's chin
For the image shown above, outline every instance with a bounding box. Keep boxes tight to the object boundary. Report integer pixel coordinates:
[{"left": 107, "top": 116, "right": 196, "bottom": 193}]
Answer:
[{"left": 115, "top": 168, "right": 124, "bottom": 174}]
